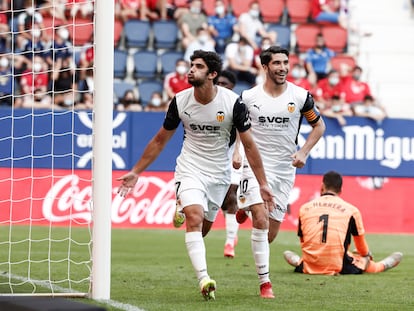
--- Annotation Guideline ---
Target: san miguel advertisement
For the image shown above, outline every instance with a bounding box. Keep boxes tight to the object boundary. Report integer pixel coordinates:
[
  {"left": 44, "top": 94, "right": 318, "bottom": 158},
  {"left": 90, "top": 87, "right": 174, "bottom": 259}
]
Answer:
[{"left": 0, "top": 108, "right": 413, "bottom": 233}]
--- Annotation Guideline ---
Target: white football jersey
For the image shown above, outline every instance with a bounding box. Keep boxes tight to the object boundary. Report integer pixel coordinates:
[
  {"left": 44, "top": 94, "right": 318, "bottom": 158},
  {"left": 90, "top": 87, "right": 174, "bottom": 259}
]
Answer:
[
  {"left": 163, "top": 86, "right": 251, "bottom": 184},
  {"left": 241, "top": 81, "right": 320, "bottom": 178}
]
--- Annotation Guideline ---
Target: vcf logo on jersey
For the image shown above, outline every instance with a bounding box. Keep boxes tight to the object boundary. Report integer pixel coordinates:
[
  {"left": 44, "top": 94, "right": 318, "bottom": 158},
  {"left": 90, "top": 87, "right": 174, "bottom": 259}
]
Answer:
[
  {"left": 216, "top": 111, "right": 225, "bottom": 122},
  {"left": 75, "top": 111, "right": 129, "bottom": 169}
]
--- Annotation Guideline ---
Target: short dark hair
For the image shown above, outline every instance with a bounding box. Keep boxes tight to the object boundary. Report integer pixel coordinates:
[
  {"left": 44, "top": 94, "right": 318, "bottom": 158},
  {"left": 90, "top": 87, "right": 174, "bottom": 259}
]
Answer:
[
  {"left": 259, "top": 46, "right": 289, "bottom": 66},
  {"left": 190, "top": 50, "right": 222, "bottom": 84},
  {"left": 220, "top": 70, "right": 237, "bottom": 86},
  {"left": 322, "top": 171, "right": 343, "bottom": 193}
]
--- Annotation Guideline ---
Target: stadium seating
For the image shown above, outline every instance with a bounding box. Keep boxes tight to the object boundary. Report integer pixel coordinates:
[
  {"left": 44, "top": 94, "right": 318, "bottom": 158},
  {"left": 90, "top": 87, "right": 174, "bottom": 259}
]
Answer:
[
  {"left": 321, "top": 24, "right": 348, "bottom": 53},
  {"left": 132, "top": 50, "right": 159, "bottom": 79},
  {"left": 330, "top": 54, "right": 356, "bottom": 72},
  {"left": 113, "top": 80, "right": 136, "bottom": 102},
  {"left": 152, "top": 20, "right": 179, "bottom": 50},
  {"left": 124, "top": 19, "right": 151, "bottom": 49},
  {"left": 286, "top": 0, "right": 312, "bottom": 24},
  {"left": 114, "top": 49, "right": 129, "bottom": 79},
  {"left": 294, "top": 23, "right": 321, "bottom": 53},
  {"left": 230, "top": 0, "right": 251, "bottom": 17},
  {"left": 159, "top": 50, "right": 185, "bottom": 76},
  {"left": 258, "top": 0, "right": 285, "bottom": 23},
  {"left": 267, "top": 24, "right": 291, "bottom": 50},
  {"left": 137, "top": 79, "right": 163, "bottom": 106},
  {"left": 67, "top": 18, "right": 93, "bottom": 46}
]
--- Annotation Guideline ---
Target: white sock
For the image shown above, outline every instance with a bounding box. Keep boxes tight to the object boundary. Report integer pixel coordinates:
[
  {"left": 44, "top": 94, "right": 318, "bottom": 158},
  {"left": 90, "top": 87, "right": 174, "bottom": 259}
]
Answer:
[
  {"left": 185, "top": 231, "right": 208, "bottom": 283},
  {"left": 225, "top": 213, "right": 239, "bottom": 245},
  {"left": 251, "top": 227, "right": 270, "bottom": 285}
]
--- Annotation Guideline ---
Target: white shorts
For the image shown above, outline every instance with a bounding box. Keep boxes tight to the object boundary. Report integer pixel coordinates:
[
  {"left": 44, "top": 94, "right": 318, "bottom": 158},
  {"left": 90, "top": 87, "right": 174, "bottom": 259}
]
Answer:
[
  {"left": 175, "top": 173, "right": 229, "bottom": 222},
  {"left": 237, "top": 165, "right": 294, "bottom": 222}
]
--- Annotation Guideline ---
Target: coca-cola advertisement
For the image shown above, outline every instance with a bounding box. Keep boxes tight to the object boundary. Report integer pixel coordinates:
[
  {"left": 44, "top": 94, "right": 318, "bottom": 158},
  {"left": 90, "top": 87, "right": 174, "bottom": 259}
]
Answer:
[{"left": 1, "top": 168, "right": 413, "bottom": 233}]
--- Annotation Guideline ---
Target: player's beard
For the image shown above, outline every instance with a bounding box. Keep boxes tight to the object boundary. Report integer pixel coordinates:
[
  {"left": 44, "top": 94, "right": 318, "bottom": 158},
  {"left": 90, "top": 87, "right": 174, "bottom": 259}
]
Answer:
[
  {"left": 268, "top": 70, "right": 287, "bottom": 86},
  {"left": 188, "top": 77, "right": 205, "bottom": 87}
]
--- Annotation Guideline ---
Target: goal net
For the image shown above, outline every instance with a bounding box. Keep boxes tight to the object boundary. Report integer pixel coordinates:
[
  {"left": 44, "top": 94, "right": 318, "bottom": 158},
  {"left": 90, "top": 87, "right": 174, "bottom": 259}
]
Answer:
[{"left": 0, "top": 0, "right": 113, "bottom": 299}]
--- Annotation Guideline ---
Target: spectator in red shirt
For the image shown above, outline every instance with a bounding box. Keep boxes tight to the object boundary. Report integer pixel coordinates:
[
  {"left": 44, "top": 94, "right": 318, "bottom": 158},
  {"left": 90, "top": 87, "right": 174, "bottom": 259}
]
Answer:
[
  {"left": 340, "top": 65, "right": 372, "bottom": 105},
  {"left": 163, "top": 58, "right": 191, "bottom": 101},
  {"left": 314, "top": 69, "right": 345, "bottom": 110},
  {"left": 19, "top": 55, "right": 49, "bottom": 96},
  {"left": 288, "top": 62, "right": 316, "bottom": 93},
  {"left": 310, "top": 0, "right": 347, "bottom": 28}
]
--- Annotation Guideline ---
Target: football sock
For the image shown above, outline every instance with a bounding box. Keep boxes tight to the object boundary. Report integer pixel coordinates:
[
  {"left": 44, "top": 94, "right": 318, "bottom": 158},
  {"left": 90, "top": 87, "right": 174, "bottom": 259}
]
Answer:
[
  {"left": 365, "top": 261, "right": 385, "bottom": 273},
  {"left": 251, "top": 227, "right": 270, "bottom": 285},
  {"left": 185, "top": 231, "right": 208, "bottom": 282},
  {"left": 225, "top": 213, "right": 239, "bottom": 245}
]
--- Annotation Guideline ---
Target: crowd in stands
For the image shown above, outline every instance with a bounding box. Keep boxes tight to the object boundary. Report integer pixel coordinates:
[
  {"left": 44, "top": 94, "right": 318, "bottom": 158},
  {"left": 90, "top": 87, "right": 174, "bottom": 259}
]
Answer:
[{"left": 0, "top": 0, "right": 387, "bottom": 124}]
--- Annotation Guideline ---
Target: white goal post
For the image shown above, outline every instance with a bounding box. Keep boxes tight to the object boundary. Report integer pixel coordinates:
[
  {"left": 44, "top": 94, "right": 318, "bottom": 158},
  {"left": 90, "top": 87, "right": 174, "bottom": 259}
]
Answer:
[{"left": 0, "top": 0, "right": 113, "bottom": 300}]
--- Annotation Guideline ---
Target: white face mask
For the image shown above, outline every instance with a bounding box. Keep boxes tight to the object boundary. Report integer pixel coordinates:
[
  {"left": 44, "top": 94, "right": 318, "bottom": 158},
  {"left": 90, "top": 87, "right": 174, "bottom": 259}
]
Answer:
[
  {"left": 26, "top": 7, "right": 34, "bottom": 15},
  {"left": 33, "top": 62, "right": 42, "bottom": 73},
  {"left": 151, "top": 98, "right": 162, "bottom": 107},
  {"left": 58, "top": 28, "right": 69, "bottom": 40},
  {"left": 249, "top": 9, "right": 260, "bottom": 18},
  {"left": 190, "top": 7, "right": 201, "bottom": 14},
  {"left": 329, "top": 77, "right": 339, "bottom": 85},
  {"left": 215, "top": 6, "right": 225, "bottom": 15},
  {"left": 0, "top": 57, "right": 9, "bottom": 68},
  {"left": 198, "top": 34, "right": 209, "bottom": 44},
  {"left": 176, "top": 65, "right": 187, "bottom": 75},
  {"left": 32, "top": 28, "right": 41, "bottom": 38}
]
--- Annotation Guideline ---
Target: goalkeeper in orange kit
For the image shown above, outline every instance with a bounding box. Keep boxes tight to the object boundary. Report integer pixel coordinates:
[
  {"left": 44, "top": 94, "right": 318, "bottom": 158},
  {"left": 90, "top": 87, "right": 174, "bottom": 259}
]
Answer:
[{"left": 284, "top": 171, "right": 403, "bottom": 275}]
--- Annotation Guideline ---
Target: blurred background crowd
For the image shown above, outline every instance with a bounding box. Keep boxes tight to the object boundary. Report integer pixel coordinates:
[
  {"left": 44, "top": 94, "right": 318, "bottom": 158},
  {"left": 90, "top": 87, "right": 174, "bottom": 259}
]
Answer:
[{"left": 2, "top": 0, "right": 412, "bottom": 124}]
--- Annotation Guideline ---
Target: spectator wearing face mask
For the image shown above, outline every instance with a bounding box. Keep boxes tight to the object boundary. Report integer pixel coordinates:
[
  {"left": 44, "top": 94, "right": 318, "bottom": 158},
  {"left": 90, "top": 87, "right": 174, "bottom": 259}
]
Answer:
[
  {"left": 236, "top": 0, "right": 277, "bottom": 52},
  {"left": 46, "top": 26, "right": 73, "bottom": 67},
  {"left": 117, "top": 89, "right": 143, "bottom": 111},
  {"left": 145, "top": 91, "right": 168, "bottom": 112},
  {"left": 314, "top": 69, "right": 346, "bottom": 112},
  {"left": 207, "top": 0, "right": 238, "bottom": 54},
  {"left": 183, "top": 27, "right": 216, "bottom": 63},
  {"left": 340, "top": 65, "right": 372, "bottom": 106},
  {"left": 288, "top": 62, "right": 315, "bottom": 92},
  {"left": 20, "top": 26, "right": 48, "bottom": 61},
  {"left": 163, "top": 58, "right": 191, "bottom": 101},
  {"left": 178, "top": 0, "right": 209, "bottom": 49},
  {"left": 19, "top": 55, "right": 49, "bottom": 104},
  {"left": 223, "top": 36, "right": 257, "bottom": 86}
]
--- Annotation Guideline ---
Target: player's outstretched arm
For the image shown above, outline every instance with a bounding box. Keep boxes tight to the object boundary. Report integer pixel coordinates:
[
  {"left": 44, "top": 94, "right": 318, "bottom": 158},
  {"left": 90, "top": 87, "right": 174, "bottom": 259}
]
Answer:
[{"left": 117, "top": 127, "right": 176, "bottom": 197}]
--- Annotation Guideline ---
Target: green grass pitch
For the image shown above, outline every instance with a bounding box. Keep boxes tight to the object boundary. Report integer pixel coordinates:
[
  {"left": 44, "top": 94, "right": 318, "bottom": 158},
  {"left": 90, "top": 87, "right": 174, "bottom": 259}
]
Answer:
[{"left": 1, "top": 227, "right": 413, "bottom": 311}]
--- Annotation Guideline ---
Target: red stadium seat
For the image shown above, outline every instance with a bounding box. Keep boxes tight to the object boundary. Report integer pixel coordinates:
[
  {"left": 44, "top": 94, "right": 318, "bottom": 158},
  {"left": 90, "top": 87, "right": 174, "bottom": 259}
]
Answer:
[
  {"left": 42, "top": 16, "right": 65, "bottom": 38},
  {"left": 321, "top": 24, "right": 348, "bottom": 53},
  {"left": 258, "top": 0, "right": 285, "bottom": 23},
  {"left": 67, "top": 18, "right": 94, "bottom": 46},
  {"left": 230, "top": 0, "right": 251, "bottom": 17},
  {"left": 294, "top": 23, "right": 321, "bottom": 53},
  {"left": 330, "top": 54, "right": 356, "bottom": 72},
  {"left": 286, "top": 0, "right": 311, "bottom": 24}
]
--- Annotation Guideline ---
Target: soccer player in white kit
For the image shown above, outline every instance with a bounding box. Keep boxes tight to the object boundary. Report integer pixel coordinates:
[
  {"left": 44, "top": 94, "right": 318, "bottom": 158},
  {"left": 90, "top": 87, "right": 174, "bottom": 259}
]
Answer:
[
  {"left": 117, "top": 50, "right": 276, "bottom": 300},
  {"left": 236, "top": 46, "right": 326, "bottom": 249}
]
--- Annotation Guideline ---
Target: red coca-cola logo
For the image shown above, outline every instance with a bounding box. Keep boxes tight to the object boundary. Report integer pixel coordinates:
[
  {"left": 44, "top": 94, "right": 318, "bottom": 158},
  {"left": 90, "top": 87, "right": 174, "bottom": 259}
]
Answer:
[{"left": 42, "top": 174, "right": 176, "bottom": 226}]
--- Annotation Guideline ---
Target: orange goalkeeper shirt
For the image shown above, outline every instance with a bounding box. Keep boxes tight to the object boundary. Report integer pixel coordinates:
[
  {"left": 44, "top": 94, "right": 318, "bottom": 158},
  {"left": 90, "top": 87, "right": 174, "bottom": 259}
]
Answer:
[{"left": 298, "top": 193, "right": 365, "bottom": 275}]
